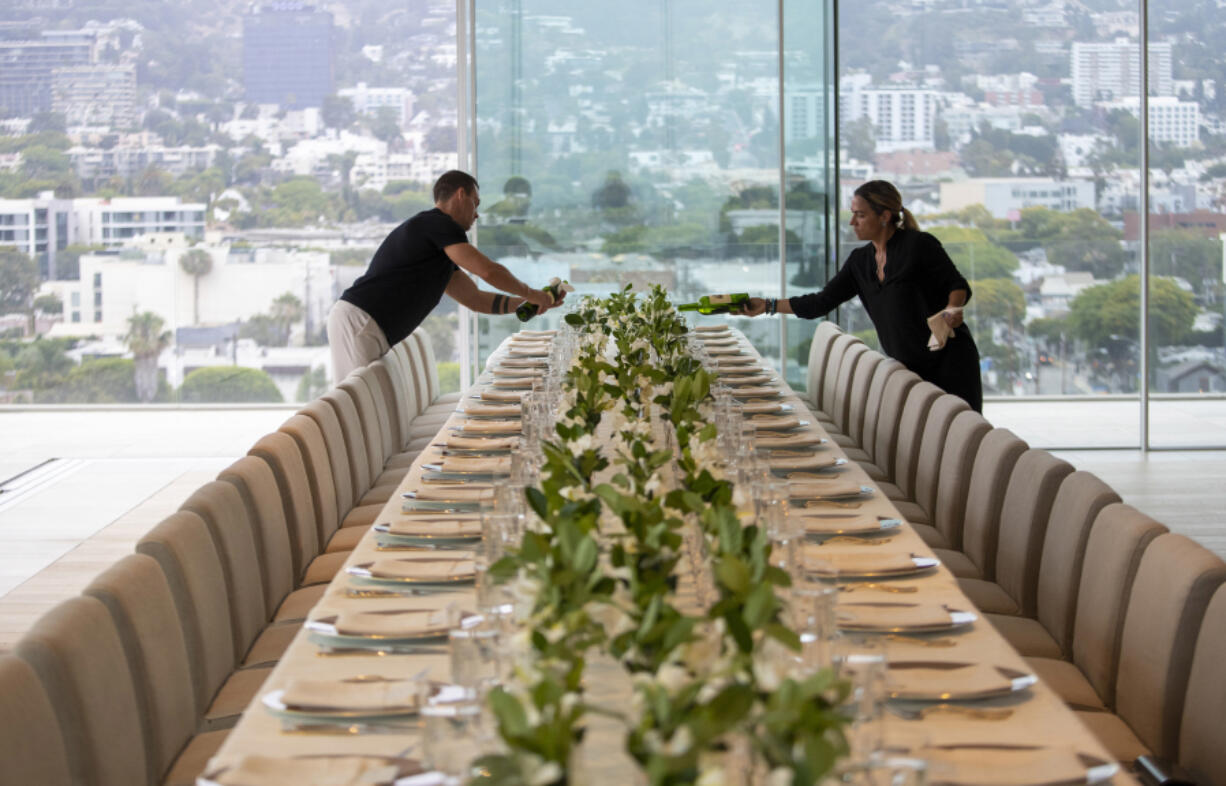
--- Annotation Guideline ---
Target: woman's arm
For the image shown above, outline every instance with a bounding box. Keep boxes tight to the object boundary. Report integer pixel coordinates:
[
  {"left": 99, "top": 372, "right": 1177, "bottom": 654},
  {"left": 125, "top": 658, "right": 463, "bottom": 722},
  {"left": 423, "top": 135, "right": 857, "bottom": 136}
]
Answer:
[{"left": 741, "top": 254, "right": 860, "bottom": 319}]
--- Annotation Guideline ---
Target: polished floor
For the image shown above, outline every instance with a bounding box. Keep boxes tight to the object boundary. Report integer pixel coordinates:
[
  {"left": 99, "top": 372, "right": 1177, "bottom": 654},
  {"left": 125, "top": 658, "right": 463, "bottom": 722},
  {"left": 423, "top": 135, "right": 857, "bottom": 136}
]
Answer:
[{"left": 0, "top": 406, "right": 1223, "bottom": 653}]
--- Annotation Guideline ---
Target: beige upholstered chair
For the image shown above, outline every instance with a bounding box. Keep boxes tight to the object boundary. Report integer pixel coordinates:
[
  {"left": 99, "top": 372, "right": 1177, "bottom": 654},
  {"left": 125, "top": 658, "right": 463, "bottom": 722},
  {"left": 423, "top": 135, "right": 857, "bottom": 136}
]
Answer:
[
  {"left": 15, "top": 596, "right": 147, "bottom": 786},
  {"left": 0, "top": 654, "right": 72, "bottom": 786},
  {"left": 923, "top": 410, "right": 992, "bottom": 553},
  {"left": 179, "top": 481, "right": 293, "bottom": 668},
  {"left": 803, "top": 320, "right": 843, "bottom": 409},
  {"left": 842, "top": 349, "right": 885, "bottom": 455},
  {"left": 841, "top": 358, "right": 904, "bottom": 465},
  {"left": 216, "top": 456, "right": 329, "bottom": 622},
  {"left": 136, "top": 511, "right": 273, "bottom": 730},
  {"left": 874, "top": 380, "right": 942, "bottom": 503},
  {"left": 337, "top": 375, "right": 409, "bottom": 492},
  {"left": 85, "top": 554, "right": 230, "bottom": 785},
  {"left": 278, "top": 414, "right": 370, "bottom": 550},
  {"left": 890, "top": 393, "right": 970, "bottom": 539},
  {"left": 403, "top": 331, "right": 438, "bottom": 416},
  {"left": 390, "top": 342, "right": 438, "bottom": 450},
  {"left": 815, "top": 333, "right": 861, "bottom": 429},
  {"left": 956, "top": 449, "right": 1074, "bottom": 616},
  {"left": 825, "top": 342, "right": 871, "bottom": 445},
  {"left": 854, "top": 369, "right": 921, "bottom": 482},
  {"left": 321, "top": 388, "right": 398, "bottom": 506},
  {"left": 368, "top": 358, "right": 420, "bottom": 465},
  {"left": 299, "top": 398, "right": 384, "bottom": 528},
  {"left": 932, "top": 427, "right": 1028, "bottom": 579},
  {"left": 1077, "top": 533, "right": 1226, "bottom": 763},
  {"left": 411, "top": 328, "right": 464, "bottom": 411},
  {"left": 248, "top": 434, "right": 350, "bottom": 586},
  {"left": 986, "top": 471, "right": 1121, "bottom": 658},
  {"left": 1178, "top": 584, "right": 1226, "bottom": 786}
]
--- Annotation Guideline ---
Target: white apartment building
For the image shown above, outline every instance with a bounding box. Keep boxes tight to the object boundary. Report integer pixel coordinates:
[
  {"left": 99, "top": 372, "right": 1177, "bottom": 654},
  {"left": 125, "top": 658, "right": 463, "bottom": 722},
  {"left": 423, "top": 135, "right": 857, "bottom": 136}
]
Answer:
[
  {"left": 784, "top": 88, "right": 828, "bottom": 144},
  {"left": 839, "top": 81, "right": 936, "bottom": 152},
  {"left": 1101, "top": 96, "right": 1200, "bottom": 148},
  {"left": 1071, "top": 39, "right": 1173, "bottom": 108},
  {"left": 51, "top": 64, "right": 137, "bottom": 129},
  {"left": 337, "top": 83, "right": 414, "bottom": 128},
  {"left": 67, "top": 144, "right": 221, "bottom": 180},
  {"left": 939, "top": 177, "right": 1096, "bottom": 218}
]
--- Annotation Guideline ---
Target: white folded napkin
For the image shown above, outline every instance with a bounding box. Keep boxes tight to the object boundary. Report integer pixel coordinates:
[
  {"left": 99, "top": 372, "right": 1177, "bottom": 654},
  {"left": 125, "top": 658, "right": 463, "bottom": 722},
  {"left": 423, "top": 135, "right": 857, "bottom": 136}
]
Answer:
[{"left": 927, "top": 306, "right": 962, "bottom": 351}]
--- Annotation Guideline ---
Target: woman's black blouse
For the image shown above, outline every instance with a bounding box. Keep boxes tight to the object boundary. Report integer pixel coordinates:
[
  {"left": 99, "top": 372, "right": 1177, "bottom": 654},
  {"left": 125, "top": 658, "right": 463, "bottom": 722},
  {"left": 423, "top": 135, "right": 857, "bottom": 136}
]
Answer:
[{"left": 789, "top": 229, "right": 982, "bottom": 410}]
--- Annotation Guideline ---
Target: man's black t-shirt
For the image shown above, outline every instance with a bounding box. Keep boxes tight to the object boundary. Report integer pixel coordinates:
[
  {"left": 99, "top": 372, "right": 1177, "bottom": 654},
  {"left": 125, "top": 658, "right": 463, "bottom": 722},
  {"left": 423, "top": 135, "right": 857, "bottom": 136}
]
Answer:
[{"left": 340, "top": 208, "right": 466, "bottom": 346}]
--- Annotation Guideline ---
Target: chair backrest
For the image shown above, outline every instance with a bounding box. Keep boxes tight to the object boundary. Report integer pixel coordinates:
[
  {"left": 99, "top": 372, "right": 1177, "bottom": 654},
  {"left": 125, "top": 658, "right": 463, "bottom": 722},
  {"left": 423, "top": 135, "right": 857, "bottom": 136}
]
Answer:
[
  {"left": 844, "top": 349, "right": 884, "bottom": 450},
  {"left": 15, "top": 596, "right": 146, "bottom": 786},
  {"left": 321, "top": 388, "right": 373, "bottom": 497},
  {"left": 805, "top": 320, "right": 842, "bottom": 402},
  {"left": 819, "top": 333, "right": 860, "bottom": 417},
  {"left": 216, "top": 455, "right": 296, "bottom": 619},
  {"left": 279, "top": 413, "right": 342, "bottom": 543},
  {"left": 1115, "top": 533, "right": 1226, "bottom": 759},
  {"left": 0, "top": 654, "right": 72, "bottom": 786},
  {"left": 337, "top": 377, "right": 387, "bottom": 475},
  {"left": 828, "top": 342, "right": 871, "bottom": 435},
  {"left": 857, "top": 357, "right": 904, "bottom": 452},
  {"left": 85, "top": 553, "right": 197, "bottom": 785},
  {"left": 370, "top": 358, "right": 410, "bottom": 452},
  {"left": 959, "top": 427, "right": 1028, "bottom": 579},
  {"left": 992, "top": 449, "right": 1075, "bottom": 616},
  {"left": 179, "top": 480, "right": 268, "bottom": 660},
  {"left": 1072, "top": 503, "right": 1167, "bottom": 711},
  {"left": 931, "top": 409, "right": 992, "bottom": 549},
  {"left": 1034, "top": 471, "right": 1121, "bottom": 655},
  {"left": 890, "top": 380, "right": 942, "bottom": 498},
  {"left": 301, "top": 398, "right": 357, "bottom": 518},
  {"left": 249, "top": 432, "right": 323, "bottom": 577},
  {"left": 402, "top": 334, "right": 433, "bottom": 414},
  {"left": 388, "top": 342, "right": 422, "bottom": 423},
  {"left": 412, "top": 329, "right": 443, "bottom": 403},
  {"left": 136, "top": 510, "right": 236, "bottom": 716},
  {"left": 910, "top": 393, "right": 969, "bottom": 518},
  {"left": 1179, "top": 584, "right": 1226, "bottom": 786},
  {"left": 870, "top": 368, "right": 921, "bottom": 477},
  {"left": 354, "top": 365, "right": 397, "bottom": 463}
]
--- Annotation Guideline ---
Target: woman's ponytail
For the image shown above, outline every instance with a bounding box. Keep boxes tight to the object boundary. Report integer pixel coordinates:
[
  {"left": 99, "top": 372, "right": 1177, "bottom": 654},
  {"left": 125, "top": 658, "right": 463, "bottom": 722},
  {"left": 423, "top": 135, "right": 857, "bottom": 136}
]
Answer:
[{"left": 899, "top": 206, "right": 920, "bottom": 231}]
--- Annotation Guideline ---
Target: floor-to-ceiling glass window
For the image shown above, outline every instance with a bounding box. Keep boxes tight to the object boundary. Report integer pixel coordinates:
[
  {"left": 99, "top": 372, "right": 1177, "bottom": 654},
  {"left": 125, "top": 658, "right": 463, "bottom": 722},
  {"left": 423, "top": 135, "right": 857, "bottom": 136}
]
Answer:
[{"left": 470, "top": 0, "right": 835, "bottom": 389}]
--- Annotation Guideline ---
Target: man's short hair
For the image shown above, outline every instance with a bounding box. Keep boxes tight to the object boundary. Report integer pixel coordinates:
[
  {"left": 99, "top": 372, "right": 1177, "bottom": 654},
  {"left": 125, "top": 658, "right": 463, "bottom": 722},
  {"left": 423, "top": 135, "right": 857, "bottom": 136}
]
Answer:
[{"left": 433, "top": 170, "right": 480, "bottom": 203}]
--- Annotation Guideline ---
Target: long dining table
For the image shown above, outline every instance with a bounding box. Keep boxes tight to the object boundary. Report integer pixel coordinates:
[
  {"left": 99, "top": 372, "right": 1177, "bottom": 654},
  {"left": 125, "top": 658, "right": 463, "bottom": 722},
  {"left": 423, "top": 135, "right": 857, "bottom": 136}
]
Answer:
[{"left": 199, "top": 327, "right": 1137, "bottom": 785}]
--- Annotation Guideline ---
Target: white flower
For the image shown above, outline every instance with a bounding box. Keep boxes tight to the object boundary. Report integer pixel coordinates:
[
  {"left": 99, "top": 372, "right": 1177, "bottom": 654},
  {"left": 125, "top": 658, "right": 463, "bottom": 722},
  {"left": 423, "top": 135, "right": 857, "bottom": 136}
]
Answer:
[
  {"left": 567, "top": 432, "right": 595, "bottom": 458},
  {"left": 766, "top": 767, "right": 792, "bottom": 786},
  {"left": 644, "top": 474, "right": 662, "bottom": 497},
  {"left": 656, "top": 663, "right": 690, "bottom": 696},
  {"left": 696, "top": 760, "right": 728, "bottom": 786},
  {"left": 528, "top": 761, "right": 563, "bottom": 786},
  {"left": 664, "top": 726, "right": 693, "bottom": 756}
]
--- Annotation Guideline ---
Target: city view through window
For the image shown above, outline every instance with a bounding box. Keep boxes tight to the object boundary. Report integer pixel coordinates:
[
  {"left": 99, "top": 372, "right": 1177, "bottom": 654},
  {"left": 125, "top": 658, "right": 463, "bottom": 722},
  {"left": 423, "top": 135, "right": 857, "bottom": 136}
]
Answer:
[{"left": 0, "top": 0, "right": 1222, "bottom": 446}]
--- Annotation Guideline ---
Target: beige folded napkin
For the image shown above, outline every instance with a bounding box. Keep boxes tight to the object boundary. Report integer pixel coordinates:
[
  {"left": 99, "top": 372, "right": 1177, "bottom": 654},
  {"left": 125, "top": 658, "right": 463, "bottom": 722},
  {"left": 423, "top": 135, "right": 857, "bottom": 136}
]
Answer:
[
  {"left": 836, "top": 602, "right": 952, "bottom": 631},
  {"left": 730, "top": 385, "right": 779, "bottom": 399},
  {"left": 755, "top": 432, "right": 824, "bottom": 448},
  {"left": 719, "top": 369, "right": 767, "bottom": 381},
  {"left": 480, "top": 389, "right": 526, "bottom": 402},
  {"left": 507, "top": 347, "right": 549, "bottom": 357},
  {"left": 492, "top": 367, "right": 543, "bottom": 378},
  {"left": 751, "top": 414, "right": 800, "bottom": 431},
  {"left": 702, "top": 337, "right": 740, "bottom": 347},
  {"left": 500, "top": 356, "right": 548, "bottom": 367},
  {"left": 214, "top": 755, "right": 400, "bottom": 786},
  {"left": 444, "top": 435, "right": 519, "bottom": 450},
  {"left": 715, "top": 355, "right": 757, "bottom": 366},
  {"left": 767, "top": 453, "right": 840, "bottom": 471},
  {"left": 385, "top": 516, "right": 482, "bottom": 538},
  {"left": 491, "top": 377, "right": 535, "bottom": 389},
  {"left": 331, "top": 607, "right": 457, "bottom": 636},
  {"left": 924, "top": 745, "right": 1088, "bottom": 786},
  {"left": 794, "top": 514, "right": 884, "bottom": 535},
  {"left": 280, "top": 678, "right": 419, "bottom": 713},
  {"left": 516, "top": 329, "right": 557, "bottom": 337},
  {"left": 886, "top": 662, "right": 1012, "bottom": 700},
  {"left": 706, "top": 345, "right": 745, "bottom": 356},
  {"left": 804, "top": 549, "right": 918, "bottom": 576},
  {"left": 462, "top": 402, "right": 521, "bottom": 417},
  {"left": 788, "top": 479, "right": 863, "bottom": 499},
  {"left": 411, "top": 485, "right": 494, "bottom": 502},
  {"left": 458, "top": 419, "right": 521, "bottom": 434},
  {"left": 740, "top": 400, "right": 783, "bottom": 414},
  {"left": 364, "top": 558, "right": 475, "bottom": 581},
  {"left": 725, "top": 376, "right": 774, "bottom": 389},
  {"left": 440, "top": 456, "right": 511, "bottom": 474},
  {"left": 927, "top": 306, "right": 962, "bottom": 351}
]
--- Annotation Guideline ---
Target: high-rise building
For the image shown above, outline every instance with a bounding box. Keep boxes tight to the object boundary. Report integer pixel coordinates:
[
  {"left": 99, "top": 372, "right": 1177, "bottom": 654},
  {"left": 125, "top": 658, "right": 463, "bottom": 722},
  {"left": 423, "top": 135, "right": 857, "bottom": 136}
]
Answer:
[
  {"left": 242, "top": 2, "right": 334, "bottom": 108},
  {"left": 51, "top": 64, "right": 137, "bottom": 128},
  {"left": 0, "top": 37, "right": 92, "bottom": 116},
  {"left": 838, "top": 80, "right": 936, "bottom": 152},
  {"left": 337, "top": 83, "right": 415, "bottom": 127},
  {"left": 1071, "top": 39, "right": 1173, "bottom": 107}
]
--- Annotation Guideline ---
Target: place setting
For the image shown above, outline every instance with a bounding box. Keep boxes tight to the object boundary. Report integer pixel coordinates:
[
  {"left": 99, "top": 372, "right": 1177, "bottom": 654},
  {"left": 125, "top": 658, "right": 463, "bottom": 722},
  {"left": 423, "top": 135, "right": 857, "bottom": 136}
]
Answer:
[
  {"left": 199, "top": 754, "right": 425, "bottom": 786},
  {"left": 373, "top": 513, "right": 483, "bottom": 550},
  {"left": 457, "top": 401, "right": 522, "bottom": 418},
  {"left": 436, "top": 434, "right": 519, "bottom": 454},
  {"left": 402, "top": 484, "right": 495, "bottom": 512},
  {"left": 805, "top": 547, "right": 940, "bottom": 580},
  {"left": 794, "top": 512, "right": 904, "bottom": 538},
  {"left": 767, "top": 452, "right": 846, "bottom": 474},
  {"left": 449, "top": 418, "right": 522, "bottom": 437},
  {"left": 305, "top": 605, "right": 472, "bottom": 653},
  {"left": 421, "top": 455, "right": 511, "bottom": 482},
  {"left": 787, "top": 478, "right": 876, "bottom": 502}
]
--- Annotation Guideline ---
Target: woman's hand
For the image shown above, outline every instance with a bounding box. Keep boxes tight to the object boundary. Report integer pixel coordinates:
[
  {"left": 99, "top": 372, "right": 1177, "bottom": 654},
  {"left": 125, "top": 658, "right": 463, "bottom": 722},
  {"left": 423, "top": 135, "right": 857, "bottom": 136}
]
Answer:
[
  {"left": 741, "top": 297, "right": 767, "bottom": 317},
  {"left": 942, "top": 306, "right": 964, "bottom": 328}
]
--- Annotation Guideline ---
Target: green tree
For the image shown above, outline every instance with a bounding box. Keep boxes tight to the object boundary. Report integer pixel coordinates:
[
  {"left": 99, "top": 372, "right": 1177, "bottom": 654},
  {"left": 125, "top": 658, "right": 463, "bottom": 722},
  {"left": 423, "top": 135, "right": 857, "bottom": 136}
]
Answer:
[
  {"left": 238, "top": 314, "right": 284, "bottom": 346},
  {"left": 843, "top": 116, "right": 877, "bottom": 162},
  {"left": 1043, "top": 210, "right": 1128, "bottom": 279},
  {"left": 1149, "top": 229, "right": 1222, "bottom": 296},
  {"left": 0, "top": 248, "right": 39, "bottom": 332},
  {"left": 270, "top": 292, "right": 304, "bottom": 343},
  {"left": 33, "top": 292, "right": 62, "bottom": 316},
  {"left": 180, "top": 366, "right": 283, "bottom": 403},
  {"left": 49, "top": 357, "right": 142, "bottom": 403},
  {"left": 20, "top": 146, "right": 71, "bottom": 180},
  {"left": 178, "top": 248, "right": 213, "bottom": 325},
  {"left": 52, "top": 244, "right": 104, "bottom": 280},
  {"left": 13, "top": 339, "right": 73, "bottom": 390},
  {"left": 295, "top": 364, "right": 328, "bottom": 402},
  {"left": 369, "top": 107, "right": 402, "bottom": 144},
  {"left": 321, "top": 95, "right": 356, "bottom": 130},
  {"left": 123, "top": 311, "right": 171, "bottom": 403},
  {"left": 968, "top": 277, "right": 1026, "bottom": 327},
  {"left": 926, "top": 226, "right": 1019, "bottom": 279}
]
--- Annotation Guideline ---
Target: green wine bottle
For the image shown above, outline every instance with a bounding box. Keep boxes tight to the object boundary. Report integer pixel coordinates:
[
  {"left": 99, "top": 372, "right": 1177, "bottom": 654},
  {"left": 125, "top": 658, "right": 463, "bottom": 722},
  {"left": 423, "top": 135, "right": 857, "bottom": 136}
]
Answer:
[
  {"left": 676, "top": 293, "right": 750, "bottom": 315},
  {"left": 516, "top": 278, "right": 574, "bottom": 322}
]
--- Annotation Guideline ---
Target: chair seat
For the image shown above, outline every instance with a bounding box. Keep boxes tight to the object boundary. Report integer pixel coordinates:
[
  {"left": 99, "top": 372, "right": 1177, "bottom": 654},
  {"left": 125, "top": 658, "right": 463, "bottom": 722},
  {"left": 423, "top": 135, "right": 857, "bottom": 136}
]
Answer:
[
  {"left": 202, "top": 667, "right": 273, "bottom": 730},
  {"left": 384, "top": 451, "right": 419, "bottom": 470},
  {"left": 341, "top": 503, "right": 382, "bottom": 529},
  {"left": 240, "top": 622, "right": 297, "bottom": 668},
  {"left": 1075, "top": 710, "right": 1150, "bottom": 765},
  {"left": 302, "top": 550, "right": 351, "bottom": 587},
  {"left": 986, "top": 615, "right": 1063, "bottom": 659},
  {"left": 273, "top": 584, "right": 327, "bottom": 623},
  {"left": 422, "top": 403, "right": 458, "bottom": 420},
  {"left": 932, "top": 548, "right": 982, "bottom": 579},
  {"left": 162, "top": 729, "right": 230, "bottom": 786},
  {"left": 406, "top": 435, "right": 435, "bottom": 452},
  {"left": 957, "top": 578, "right": 1020, "bottom": 615},
  {"left": 832, "top": 432, "right": 855, "bottom": 448},
  {"left": 358, "top": 481, "right": 400, "bottom": 507},
  {"left": 1025, "top": 657, "right": 1108, "bottom": 712},
  {"left": 856, "top": 461, "right": 888, "bottom": 482},
  {"left": 410, "top": 420, "right": 448, "bottom": 439},
  {"left": 326, "top": 525, "right": 367, "bottom": 552},
  {"left": 373, "top": 464, "right": 410, "bottom": 488},
  {"left": 433, "top": 391, "right": 464, "bottom": 405},
  {"left": 909, "top": 522, "right": 949, "bottom": 549},
  {"left": 842, "top": 447, "right": 872, "bottom": 463},
  {"left": 892, "top": 500, "right": 930, "bottom": 526},
  {"left": 877, "top": 480, "right": 906, "bottom": 501}
]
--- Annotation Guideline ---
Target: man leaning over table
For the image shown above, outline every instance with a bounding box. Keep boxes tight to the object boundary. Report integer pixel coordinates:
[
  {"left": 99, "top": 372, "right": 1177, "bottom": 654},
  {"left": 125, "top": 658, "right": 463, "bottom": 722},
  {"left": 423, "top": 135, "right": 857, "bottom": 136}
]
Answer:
[{"left": 327, "top": 169, "right": 566, "bottom": 381}]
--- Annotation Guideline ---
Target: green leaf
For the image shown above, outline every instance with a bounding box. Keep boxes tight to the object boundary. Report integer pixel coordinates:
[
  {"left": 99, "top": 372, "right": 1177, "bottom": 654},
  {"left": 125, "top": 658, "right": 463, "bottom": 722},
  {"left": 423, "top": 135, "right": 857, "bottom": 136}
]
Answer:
[
  {"left": 488, "top": 687, "right": 530, "bottom": 738},
  {"left": 574, "top": 535, "right": 598, "bottom": 574},
  {"left": 715, "top": 555, "right": 750, "bottom": 596},
  {"left": 525, "top": 486, "right": 549, "bottom": 520}
]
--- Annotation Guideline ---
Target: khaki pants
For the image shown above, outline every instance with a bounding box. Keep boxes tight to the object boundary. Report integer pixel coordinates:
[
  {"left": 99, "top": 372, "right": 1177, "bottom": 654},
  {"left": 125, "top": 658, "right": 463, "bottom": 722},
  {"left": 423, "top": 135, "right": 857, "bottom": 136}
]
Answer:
[{"left": 327, "top": 300, "right": 389, "bottom": 383}]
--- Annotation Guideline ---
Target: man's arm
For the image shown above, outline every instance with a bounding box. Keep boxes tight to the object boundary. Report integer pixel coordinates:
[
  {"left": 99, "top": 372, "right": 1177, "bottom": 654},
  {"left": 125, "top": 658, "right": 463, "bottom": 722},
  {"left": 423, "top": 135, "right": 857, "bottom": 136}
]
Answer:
[
  {"left": 444, "top": 269, "right": 529, "bottom": 315},
  {"left": 444, "top": 242, "right": 553, "bottom": 308}
]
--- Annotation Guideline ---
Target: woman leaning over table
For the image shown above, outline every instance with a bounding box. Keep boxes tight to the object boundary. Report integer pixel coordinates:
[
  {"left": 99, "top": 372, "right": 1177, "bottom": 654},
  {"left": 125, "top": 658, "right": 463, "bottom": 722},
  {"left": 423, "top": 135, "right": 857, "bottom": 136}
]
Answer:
[{"left": 742, "top": 180, "right": 983, "bottom": 412}]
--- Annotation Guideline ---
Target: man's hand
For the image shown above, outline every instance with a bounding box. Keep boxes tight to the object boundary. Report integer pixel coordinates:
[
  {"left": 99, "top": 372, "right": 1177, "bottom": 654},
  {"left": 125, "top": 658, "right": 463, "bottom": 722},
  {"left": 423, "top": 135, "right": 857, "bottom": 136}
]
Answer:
[
  {"left": 540, "top": 288, "right": 568, "bottom": 312},
  {"left": 741, "top": 297, "right": 767, "bottom": 317},
  {"left": 522, "top": 287, "right": 553, "bottom": 309}
]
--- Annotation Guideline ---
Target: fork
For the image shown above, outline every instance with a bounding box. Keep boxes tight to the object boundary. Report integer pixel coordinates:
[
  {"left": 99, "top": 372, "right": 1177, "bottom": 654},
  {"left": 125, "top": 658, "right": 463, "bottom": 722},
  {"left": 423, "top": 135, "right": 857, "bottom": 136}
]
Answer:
[
  {"left": 803, "top": 499, "right": 862, "bottom": 509},
  {"left": 886, "top": 704, "right": 1013, "bottom": 721},
  {"left": 885, "top": 634, "right": 958, "bottom": 647},
  {"left": 282, "top": 721, "right": 419, "bottom": 735},
  {"left": 840, "top": 583, "right": 918, "bottom": 593},
  {"left": 818, "top": 536, "right": 894, "bottom": 547}
]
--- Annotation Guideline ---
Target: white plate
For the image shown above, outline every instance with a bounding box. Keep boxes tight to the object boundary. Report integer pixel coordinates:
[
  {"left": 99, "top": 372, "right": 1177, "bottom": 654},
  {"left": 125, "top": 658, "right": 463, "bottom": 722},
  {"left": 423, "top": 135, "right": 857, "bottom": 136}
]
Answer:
[
  {"left": 886, "top": 661, "right": 1037, "bottom": 701},
  {"left": 811, "top": 554, "right": 940, "bottom": 579},
  {"left": 261, "top": 687, "right": 420, "bottom": 720},
  {"left": 836, "top": 603, "right": 978, "bottom": 634}
]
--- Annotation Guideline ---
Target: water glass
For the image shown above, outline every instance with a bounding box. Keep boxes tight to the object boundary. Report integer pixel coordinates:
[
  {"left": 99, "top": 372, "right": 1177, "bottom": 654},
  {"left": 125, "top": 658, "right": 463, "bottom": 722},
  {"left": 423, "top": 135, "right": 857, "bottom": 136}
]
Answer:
[
  {"left": 420, "top": 688, "right": 488, "bottom": 778},
  {"left": 837, "top": 637, "right": 888, "bottom": 763},
  {"left": 790, "top": 584, "right": 839, "bottom": 672},
  {"left": 449, "top": 616, "right": 504, "bottom": 693},
  {"left": 494, "top": 481, "right": 528, "bottom": 517},
  {"left": 840, "top": 757, "right": 928, "bottom": 786}
]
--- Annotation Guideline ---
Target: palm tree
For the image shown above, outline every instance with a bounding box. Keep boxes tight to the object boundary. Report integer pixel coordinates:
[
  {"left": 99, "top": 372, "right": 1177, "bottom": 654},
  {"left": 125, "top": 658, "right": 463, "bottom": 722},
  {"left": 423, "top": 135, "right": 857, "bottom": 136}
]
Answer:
[
  {"left": 179, "top": 248, "right": 213, "bottom": 325},
  {"left": 270, "top": 292, "right": 305, "bottom": 344},
  {"left": 123, "top": 311, "right": 171, "bottom": 403}
]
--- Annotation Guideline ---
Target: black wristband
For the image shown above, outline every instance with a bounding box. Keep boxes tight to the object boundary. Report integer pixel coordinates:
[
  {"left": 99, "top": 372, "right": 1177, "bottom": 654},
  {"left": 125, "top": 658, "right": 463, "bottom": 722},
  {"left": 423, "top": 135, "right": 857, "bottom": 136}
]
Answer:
[{"left": 492, "top": 294, "right": 504, "bottom": 314}]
